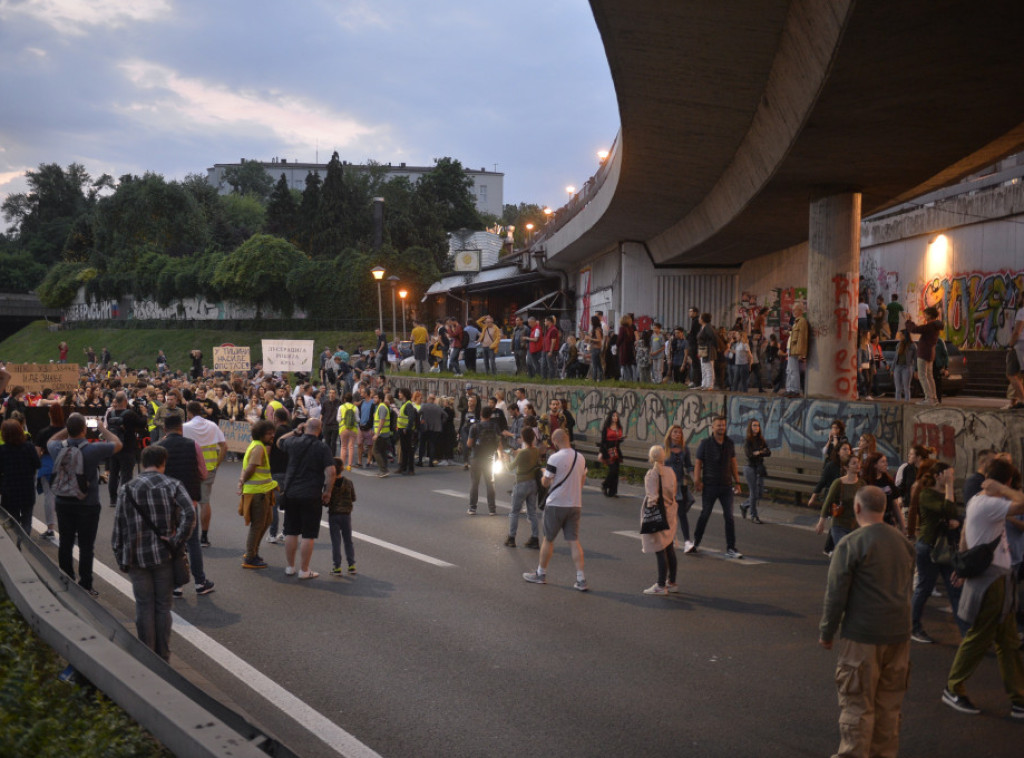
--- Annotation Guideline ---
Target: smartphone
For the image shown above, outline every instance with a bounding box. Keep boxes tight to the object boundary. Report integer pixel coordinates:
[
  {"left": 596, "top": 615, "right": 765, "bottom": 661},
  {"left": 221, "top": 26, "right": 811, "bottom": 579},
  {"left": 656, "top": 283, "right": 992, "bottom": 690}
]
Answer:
[{"left": 86, "top": 418, "right": 99, "bottom": 429}]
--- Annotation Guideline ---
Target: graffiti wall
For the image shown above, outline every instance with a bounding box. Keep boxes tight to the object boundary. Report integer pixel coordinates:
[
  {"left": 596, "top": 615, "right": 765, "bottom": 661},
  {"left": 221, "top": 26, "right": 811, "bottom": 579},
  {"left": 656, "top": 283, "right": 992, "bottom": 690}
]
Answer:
[
  {"left": 918, "top": 270, "right": 1022, "bottom": 349},
  {"left": 63, "top": 292, "right": 300, "bottom": 322},
  {"left": 907, "top": 406, "right": 1024, "bottom": 476}
]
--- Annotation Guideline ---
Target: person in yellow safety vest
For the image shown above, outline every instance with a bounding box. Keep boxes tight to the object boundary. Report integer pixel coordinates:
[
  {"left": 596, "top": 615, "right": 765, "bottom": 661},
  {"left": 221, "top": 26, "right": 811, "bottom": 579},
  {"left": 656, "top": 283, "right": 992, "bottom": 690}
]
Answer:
[
  {"left": 237, "top": 420, "right": 278, "bottom": 569},
  {"left": 263, "top": 387, "right": 285, "bottom": 420},
  {"left": 396, "top": 388, "right": 418, "bottom": 476},
  {"left": 146, "top": 396, "right": 160, "bottom": 442},
  {"left": 371, "top": 389, "right": 392, "bottom": 478},
  {"left": 337, "top": 392, "right": 360, "bottom": 472},
  {"left": 183, "top": 401, "right": 228, "bottom": 548}
]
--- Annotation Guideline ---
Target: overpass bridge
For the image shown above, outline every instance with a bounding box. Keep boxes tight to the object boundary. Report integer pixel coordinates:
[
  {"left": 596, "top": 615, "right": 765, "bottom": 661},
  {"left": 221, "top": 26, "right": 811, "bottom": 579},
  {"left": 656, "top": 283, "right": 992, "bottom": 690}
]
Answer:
[
  {"left": 527, "top": 0, "right": 1024, "bottom": 399},
  {"left": 0, "top": 293, "right": 61, "bottom": 341}
]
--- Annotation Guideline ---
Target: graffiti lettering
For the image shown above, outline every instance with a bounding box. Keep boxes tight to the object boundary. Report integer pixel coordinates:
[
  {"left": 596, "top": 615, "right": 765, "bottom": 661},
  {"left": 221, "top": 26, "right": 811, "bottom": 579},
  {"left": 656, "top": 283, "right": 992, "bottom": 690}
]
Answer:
[
  {"left": 920, "top": 269, "right": 1024, "bottom": 348},
  {"left": 911, "top": 422, "right": 956, "bottom": 460}
]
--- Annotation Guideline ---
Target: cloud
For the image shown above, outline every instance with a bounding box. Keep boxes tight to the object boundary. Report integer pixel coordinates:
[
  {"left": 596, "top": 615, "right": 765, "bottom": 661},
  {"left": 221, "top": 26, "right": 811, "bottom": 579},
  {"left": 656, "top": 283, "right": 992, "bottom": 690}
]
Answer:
[
  {"left": 116, "top": 59, "right": 384, "bottom": 154},
  {"left": 0, "top": 0, "right": 172, "bottom": 36},
  {"left": 323, "top": 0, "right": 390, "bottom": 32},
  {"left": 0, "top": 169, "right": 28, "bottom": 188}
]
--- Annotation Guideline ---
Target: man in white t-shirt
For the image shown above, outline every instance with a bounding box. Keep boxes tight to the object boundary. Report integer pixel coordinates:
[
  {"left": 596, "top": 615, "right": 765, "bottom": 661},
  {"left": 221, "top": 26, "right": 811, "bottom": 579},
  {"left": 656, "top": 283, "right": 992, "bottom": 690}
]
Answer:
[
  {"left": 183, "top": 401, "right": 228, "bottom": 547},
  {"left": 523, "top": 429, "right": 589, "bottom": 591},
  {"left": 943, "top": 457, "right": 1024, "bottom": 719},
  {"left": 514, "top": 387, "right": 530, "bottom": 416}
]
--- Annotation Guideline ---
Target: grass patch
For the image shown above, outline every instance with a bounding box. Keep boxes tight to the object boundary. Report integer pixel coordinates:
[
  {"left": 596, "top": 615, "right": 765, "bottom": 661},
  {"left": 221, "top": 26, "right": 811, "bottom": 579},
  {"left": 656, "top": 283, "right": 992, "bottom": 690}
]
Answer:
[
  {"left": 0, "top": 584, "right": 171, "bottom": 757},
  {"left": 0, "top": 321, "right": 374, "bottom": 374}
]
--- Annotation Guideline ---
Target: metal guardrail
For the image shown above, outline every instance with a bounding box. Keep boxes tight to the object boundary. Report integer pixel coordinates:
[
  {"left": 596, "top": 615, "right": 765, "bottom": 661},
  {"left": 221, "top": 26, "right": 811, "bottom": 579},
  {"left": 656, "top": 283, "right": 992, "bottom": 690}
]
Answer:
[{"left": 0, "top": 511, "right": 298, "bottom": 758}]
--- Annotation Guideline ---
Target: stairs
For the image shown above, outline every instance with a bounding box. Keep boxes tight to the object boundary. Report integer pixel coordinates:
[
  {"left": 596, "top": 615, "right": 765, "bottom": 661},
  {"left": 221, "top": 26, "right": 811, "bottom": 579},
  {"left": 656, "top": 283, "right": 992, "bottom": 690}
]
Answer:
[{"left": 962, "top": 349, "right": 1010, "bottom": 398}]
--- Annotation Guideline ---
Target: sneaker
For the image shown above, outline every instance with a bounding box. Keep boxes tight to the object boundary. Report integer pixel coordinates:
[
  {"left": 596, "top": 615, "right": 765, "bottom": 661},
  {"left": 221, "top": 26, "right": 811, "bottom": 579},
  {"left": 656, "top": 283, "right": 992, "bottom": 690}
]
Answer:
[
  {"left": 751, "top": 516, "right": 764, "bottom": 524},
  {"left": 173, "top": 587, "right": 184, "bottom": 598},
  {"left": 942, "top": 688, "right": 981, "bottom": 715},
  {"left": 200, "top": 536, "right": 210, "bottom": 548},
  {"left": 573, "top": 579, "right": 589, "bottom": 592},
  {"left": 524, "top": 536, "right": 540, "bottom": 549},
  {"left": 643, "top": 584, "right": 668, "bottom": 595},
  {"left": 348, "top": 564, "right": 357, "bottom": 574},
  {"left": 345, "top": 466, "right": 352, "bottom": 471},
  {"left": 1011, "top": 704, "right": 1024, "bottom": 720},
  {"left": 504, "top": 536, "right": 516, "bottom": 547},
  {"left": 330, "top": 567, "right": 344, "bottom": 576},
  {"left": 665, "top": 582, "right": 679, "bottom": 594},
  {"left": 467, "top": 508, "right": 477, "bottom": 515},
  {"left": 725, "top": 549, "right": 744, "bottom": 559},
  {"left": 377, "top": 471, "right": 390, "bottom": 478},
  {"left": 195, "top": 581, "right": 215, "bottom": 595},
  {"left": 911, "top": 629, "right": 935, "bottom": 644},
  {"left": 523, "top": 571, "right": 546, "bottom": 584},
  {"left": 42, "top": 529, "right": 55, "bottom": 539},
  {"left": 266, "top": 534, "right": 278, "bottom": 544},
  {"left": 284, "top": 566, "right": 297, "bottom": 576},
  {"left": 242, "top": 556, "right": 268, "bottom": 569},
  {"left": 684, "top": 542, "right": 698, "bottom": 554}
]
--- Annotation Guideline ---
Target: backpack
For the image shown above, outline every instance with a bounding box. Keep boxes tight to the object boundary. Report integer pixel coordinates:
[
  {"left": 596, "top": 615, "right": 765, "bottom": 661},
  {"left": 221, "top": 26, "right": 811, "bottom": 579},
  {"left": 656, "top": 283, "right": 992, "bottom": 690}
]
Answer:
[
  {"left": 52, "top": 441, "right": 88, "bottom": 500},
  {"left": 343, "top": 405, "right": 357, "bottom": 429},
  {"left": 473, "top": 422, "right": 499, "bottom": 456}
]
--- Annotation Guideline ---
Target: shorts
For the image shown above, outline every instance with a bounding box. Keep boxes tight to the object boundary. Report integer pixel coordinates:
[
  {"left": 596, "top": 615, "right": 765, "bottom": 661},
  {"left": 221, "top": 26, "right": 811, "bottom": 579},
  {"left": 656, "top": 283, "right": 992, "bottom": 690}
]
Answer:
[
  {"left": 359, "top": 429, "right": 374, "bottom": 447},
  {"left": 282, "top": 496, "right": 322, "bottom": 539},
  {"left": 543, "top": 506, "right": 581, "bottom": 542},
  {"left": 200, "top": 467, "right": 218, "bottom": 504},
  {"left": 1010, "top": 344, "right": 1024, "bottom": 375}
]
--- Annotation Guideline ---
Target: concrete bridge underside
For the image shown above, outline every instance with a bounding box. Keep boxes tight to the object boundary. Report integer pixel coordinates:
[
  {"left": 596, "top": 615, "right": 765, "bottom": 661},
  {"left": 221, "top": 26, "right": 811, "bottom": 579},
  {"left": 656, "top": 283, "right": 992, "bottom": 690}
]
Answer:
[{"left": 546, "top": 0, "right": 1024, "bottom": 267}]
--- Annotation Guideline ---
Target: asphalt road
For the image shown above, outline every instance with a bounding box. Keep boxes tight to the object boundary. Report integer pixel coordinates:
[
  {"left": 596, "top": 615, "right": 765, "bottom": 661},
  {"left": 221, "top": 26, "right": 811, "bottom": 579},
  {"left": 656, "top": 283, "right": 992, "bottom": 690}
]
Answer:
[{"left": 47, "top": 458, "right": 1022, "bottom": 758}]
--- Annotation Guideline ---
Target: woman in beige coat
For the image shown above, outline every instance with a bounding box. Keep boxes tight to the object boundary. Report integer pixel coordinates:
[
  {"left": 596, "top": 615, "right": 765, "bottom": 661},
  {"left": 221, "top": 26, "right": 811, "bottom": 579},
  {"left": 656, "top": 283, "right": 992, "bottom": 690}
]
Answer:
[{"left": 642, "top": 445, "right": 679, "bottom": 595}]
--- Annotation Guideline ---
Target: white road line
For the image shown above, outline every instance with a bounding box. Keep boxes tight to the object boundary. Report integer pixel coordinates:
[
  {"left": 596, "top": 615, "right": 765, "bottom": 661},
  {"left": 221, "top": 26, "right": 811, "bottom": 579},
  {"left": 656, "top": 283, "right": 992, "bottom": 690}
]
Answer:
[
  {"left": 611, "top": 530, "right": 768, "bottom": 565},
  {"left": 33, "top": 518, "right": 380, "bottom": 758},
  {"left": 321, "top": 523, "right": 455, "bottom": 568},
  {"left": 433, "top": 488, "right": 512, "bottom": 511}
]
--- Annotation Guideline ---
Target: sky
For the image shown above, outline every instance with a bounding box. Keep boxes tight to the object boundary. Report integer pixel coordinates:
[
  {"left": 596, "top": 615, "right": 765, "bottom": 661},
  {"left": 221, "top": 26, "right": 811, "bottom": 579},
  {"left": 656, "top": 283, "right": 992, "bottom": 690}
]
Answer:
[{"left": 0, "top": 0, "right": 620, "bottom": 226}]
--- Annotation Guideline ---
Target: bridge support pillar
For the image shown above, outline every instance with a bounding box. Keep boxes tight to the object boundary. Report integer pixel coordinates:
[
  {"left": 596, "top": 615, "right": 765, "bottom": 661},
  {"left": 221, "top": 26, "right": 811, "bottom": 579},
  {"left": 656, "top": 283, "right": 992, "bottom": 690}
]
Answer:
[{"left": 806, "top": 192, "right": 861, "bottom": 400}]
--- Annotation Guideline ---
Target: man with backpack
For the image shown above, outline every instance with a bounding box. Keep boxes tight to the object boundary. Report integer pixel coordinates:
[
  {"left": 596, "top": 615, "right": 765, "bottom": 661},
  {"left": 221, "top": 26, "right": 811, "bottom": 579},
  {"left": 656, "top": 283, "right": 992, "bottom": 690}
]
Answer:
[
  {"left": 466, "top": 406, "right": 501, "bottom": 515},
  {"left": 104, "top": 391, "right": 148, "bottom": 506},
  {"left": 47, "top": 413, "right": 122, "bottom": 596}
]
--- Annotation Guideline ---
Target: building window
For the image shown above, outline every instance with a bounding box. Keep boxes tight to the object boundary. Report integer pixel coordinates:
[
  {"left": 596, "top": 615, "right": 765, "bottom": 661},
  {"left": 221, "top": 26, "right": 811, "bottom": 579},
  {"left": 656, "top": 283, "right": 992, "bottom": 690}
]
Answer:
[{"left": 479, "top": 185, "right": 487, "bottom": 202}]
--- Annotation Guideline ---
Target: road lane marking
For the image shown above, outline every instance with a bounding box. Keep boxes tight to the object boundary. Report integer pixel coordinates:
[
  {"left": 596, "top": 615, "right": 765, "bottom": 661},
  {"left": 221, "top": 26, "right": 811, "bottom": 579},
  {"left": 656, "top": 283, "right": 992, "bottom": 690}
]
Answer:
[
  {"left": 612, "top": 530, "right": 768, "bottom": 565},
  {"left": 319, "top": 522, "right": 455, "bottom": 568},
  {"left": 433, "top": 488, "right": 512, "bottom": 511},
  {"left": 33, "top": 518, "right": 381, "bottom": 758}
]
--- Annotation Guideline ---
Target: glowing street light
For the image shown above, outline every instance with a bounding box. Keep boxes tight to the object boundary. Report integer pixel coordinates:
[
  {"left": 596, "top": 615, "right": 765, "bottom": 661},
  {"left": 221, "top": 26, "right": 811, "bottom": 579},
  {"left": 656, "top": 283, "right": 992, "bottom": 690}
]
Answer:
[
  {"left": 525, "top": 222, "right": 535, "bottom": 243},
  {"left": 566, "top": 185, "right": 576, "bottom": 196},
  {"left": 398, "top": 288, "right": 408, "bottom": 339},
  {"left": 597, "top": 149, "right": 610, "bottom": 162},
  {"left": 371, "top": 265, "right": 385, "bottom": 331}
]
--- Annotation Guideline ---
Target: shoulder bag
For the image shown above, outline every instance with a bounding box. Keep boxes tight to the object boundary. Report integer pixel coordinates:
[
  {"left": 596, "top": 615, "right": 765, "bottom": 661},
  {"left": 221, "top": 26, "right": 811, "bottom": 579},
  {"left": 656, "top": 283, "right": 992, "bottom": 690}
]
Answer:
[
  {"left": 538, "top": 450, "right": 579, "bottom": 511},
  {"left": 640, "top": 472, "right": 669, "bottom": 534},
  {"left": 951, "top": 534, "right": 1003, "bottom": 578}
]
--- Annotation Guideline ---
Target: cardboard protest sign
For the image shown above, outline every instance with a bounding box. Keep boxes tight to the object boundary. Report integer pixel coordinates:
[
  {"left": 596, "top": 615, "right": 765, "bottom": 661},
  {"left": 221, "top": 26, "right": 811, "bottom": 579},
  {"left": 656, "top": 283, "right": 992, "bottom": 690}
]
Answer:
[
  {"left": 6, "top": 363, "right": 80, "bottom": 392},
  {"left": 213, "top": 345, "right": 251, "bottom": 372},
  {"left": 261, "top": 339, "right": 314, "bottom": 373},
  {"left": 218, "top": 419, "right": 253, "bottom": 454}
]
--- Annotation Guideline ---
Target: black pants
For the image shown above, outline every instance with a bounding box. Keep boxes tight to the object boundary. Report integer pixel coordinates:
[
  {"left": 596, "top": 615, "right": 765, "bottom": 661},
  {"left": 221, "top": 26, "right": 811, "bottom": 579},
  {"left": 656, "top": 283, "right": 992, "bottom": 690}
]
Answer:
[
  {"left": 56, "top": 500, "right": 101, "bottom": 591},
  {"left": 656, "top": 546, "right": 677, "bottom": 586},
  {"left": 323, "top": 427, "right": 339, "bottom": 457},
  {"left": 373, "top": 435, "right": 391, "bottom": 472},
  {"left": 108, "top": 449, "right": 137, "bottom": 504},
  {"left": 933, "top": 365, "right": 944, "bottom": 402},
  {"left": 603, "top": 460, "right": 620, "bottom": 495},
  {"left": 418, "top": 430, "right": 438, "bottom": 464},
  {"left": 464, "top": 347, "right": 477, "bottom": 373},
  {"left": 469, "top": 456, "right": 495, "bottom": 512},
  {"left": 398, "top": 429, "right": 415, "bottom": 473}
]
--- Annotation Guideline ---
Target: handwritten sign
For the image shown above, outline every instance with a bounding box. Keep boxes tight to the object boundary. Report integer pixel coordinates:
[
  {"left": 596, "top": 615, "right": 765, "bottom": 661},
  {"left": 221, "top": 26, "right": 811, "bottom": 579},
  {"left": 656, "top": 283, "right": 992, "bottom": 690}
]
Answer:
[
  {"left": 213, "top": 345, "right": 251, "bottom": 372},
  {"left": 218, "top": 419, "right": 253, "bottom": 454},
  {"left": 6, "top": 363, "right": 80, "bottom": 392},
  {"left": 261, "top": 339, "right": 314, "bottom": 373}
]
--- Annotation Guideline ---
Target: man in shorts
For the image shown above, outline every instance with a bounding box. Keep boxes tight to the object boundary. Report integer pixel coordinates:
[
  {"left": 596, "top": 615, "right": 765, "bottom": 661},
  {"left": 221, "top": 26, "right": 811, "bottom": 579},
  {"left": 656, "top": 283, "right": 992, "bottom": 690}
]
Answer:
[
  {"left": 523, "top": 429, "right": 589, "bottom": 591},
  {"left": 276, "top": 418, "right": 336, "bottom": 579}
]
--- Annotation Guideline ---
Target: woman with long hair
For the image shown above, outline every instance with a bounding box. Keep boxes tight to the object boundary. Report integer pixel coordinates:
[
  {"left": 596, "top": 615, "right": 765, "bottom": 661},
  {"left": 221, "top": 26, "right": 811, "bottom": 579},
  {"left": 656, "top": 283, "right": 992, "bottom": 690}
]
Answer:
[
  {"left": 909, "top": 461, "right": 968, "bottom": 642},
  {"left": 741, "top": 419, "right": 771, "bottom": 523},
  {"left": 588, "top": 315, "right": 604, "bottom": 381},
  {"left": 664, "top": 424, "right": 694, "bottom": 550},
  {"left": 641, "top": 445, "right": 679, "bottom": 595},
  {"left": 893, "top": 328, "right": 917, "bottom": 401},
  {"left": 809, "top": 421, "right": 850, "bottom": 508},
  {"left": 898, "top": 444, "right": 932, "bottom": 538},
  {"left": 0, "top": 419, "right": 41, "bottom": 532},
  {"left": 863, "top": 453, "right": 906, "bottom": 532},
  {"left": 815, "top": 454, "right": 865, "bottom": 546},
  {"left": 854, "top": 432, "right": 877, "bottom": 465},
  {"left": 558, "top": 398, "right": 576, "bottom": 444},
  {"left": 600, "top": 410, "right": 625, "bottom": 497}
]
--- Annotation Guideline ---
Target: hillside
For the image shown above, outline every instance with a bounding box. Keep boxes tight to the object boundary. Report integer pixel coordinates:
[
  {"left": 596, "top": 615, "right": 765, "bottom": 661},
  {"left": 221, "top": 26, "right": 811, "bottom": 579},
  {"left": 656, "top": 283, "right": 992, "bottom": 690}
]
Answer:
[{"left": 0, "top": 321, "right": 374, "bottom": 373}]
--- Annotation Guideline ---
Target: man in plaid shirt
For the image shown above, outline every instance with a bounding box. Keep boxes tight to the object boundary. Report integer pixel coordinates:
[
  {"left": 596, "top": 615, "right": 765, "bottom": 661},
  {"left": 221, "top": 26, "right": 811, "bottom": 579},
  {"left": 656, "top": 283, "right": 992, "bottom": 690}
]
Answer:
[{"left": 112, "top": 445, "right": 196, "bottom": 661}]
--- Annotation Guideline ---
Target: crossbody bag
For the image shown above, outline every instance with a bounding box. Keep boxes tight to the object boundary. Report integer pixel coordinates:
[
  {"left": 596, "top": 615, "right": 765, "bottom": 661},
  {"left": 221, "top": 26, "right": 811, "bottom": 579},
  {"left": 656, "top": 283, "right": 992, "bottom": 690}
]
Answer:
[{"left": 539, "top": 450, "right": 579, "bottom": 511}]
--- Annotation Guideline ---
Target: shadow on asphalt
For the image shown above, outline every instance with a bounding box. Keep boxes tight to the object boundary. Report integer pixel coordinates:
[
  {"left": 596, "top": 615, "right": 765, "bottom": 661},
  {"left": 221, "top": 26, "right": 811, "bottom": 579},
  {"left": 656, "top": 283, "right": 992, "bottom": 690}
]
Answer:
[{"left": 588, "top": 589, "right": 802, "bottom": 617}]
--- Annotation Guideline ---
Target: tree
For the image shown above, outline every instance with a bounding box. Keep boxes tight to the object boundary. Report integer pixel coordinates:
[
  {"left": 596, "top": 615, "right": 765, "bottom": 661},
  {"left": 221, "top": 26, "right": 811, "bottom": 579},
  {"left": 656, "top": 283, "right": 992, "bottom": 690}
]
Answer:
[
  {"left": 220, "top": 159, "right": 274, "bottom": 201},
  {"left": 219, "top": 193, "right": 266, "bottom": 243},
  {"left": 416, "top": 157, "right": 483, "bottom": 232},
  {"left": 501, "top": 202, "right": 545, "bottom": 250},
  {"left": 311, "top": 152, "right": 348, "bottom": 258},
  {"left": 0, "top": 250, "right": 48, "bottom": 292},
  {"left": 212, "top": 234, "right": 308, "bottom": 317},
  {"left": 265, "top": 173, "right": 299, "bottom": 241},
  {"left": 296, "top": 171, "right": 322, "bottom": 252}
]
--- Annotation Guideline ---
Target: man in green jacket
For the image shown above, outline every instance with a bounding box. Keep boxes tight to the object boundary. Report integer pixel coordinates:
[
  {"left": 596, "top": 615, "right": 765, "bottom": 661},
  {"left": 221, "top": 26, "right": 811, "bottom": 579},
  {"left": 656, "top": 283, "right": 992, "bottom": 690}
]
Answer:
[{"left": 819, "top": 485, "right": 915, "bottom": 758}]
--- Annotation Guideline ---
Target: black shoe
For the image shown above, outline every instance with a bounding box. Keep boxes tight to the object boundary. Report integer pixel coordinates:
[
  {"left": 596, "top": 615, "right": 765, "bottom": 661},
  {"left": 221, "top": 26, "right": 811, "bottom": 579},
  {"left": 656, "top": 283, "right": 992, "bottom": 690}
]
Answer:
[
  {"left": 740, "top": 505, "right": 749, "bottom": 520},
  {"left": 173, "top": 587, "right": 184, "bottom": 598},
  {"left": 504, "top": 536, "right": 516, "bottom": 547},
  {"left": 195, "top": 581, "right": 216, "bottom": 595},
  {"left": 200, "top": 536, "right": 211, "bottom": 548},
  {"left": 942, "top": 688, "right": 980, "bottom": 715},
  {"left": 751, "top": 516, "right": 763, "bottom": 524},
  {"left": 524, "top": 536, "right": 540, "bottom": 549},
  {"left": 911, "top": 629, "right": 935, "bottom": 644}
]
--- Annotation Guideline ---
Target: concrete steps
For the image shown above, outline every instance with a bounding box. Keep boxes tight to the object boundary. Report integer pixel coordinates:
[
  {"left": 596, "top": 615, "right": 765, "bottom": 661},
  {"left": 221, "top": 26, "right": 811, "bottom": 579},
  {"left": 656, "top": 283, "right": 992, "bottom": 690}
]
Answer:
[{"left": 962, "top": 349, "right": 1010, "bottom": 398}]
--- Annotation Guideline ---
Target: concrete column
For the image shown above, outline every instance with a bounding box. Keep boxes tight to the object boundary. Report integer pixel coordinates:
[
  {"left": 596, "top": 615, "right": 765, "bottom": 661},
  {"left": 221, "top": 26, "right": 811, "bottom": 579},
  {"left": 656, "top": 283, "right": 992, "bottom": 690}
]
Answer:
[{"left": 806, "top": 193, "right": 861, "bottom": 399}]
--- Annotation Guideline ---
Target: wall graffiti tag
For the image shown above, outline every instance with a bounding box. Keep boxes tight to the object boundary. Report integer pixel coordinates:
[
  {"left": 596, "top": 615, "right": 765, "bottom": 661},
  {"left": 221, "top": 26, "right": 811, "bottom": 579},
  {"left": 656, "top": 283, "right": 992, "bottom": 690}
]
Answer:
[{"left": 919, "top": 270, "right": 1023, "bottom": 348}]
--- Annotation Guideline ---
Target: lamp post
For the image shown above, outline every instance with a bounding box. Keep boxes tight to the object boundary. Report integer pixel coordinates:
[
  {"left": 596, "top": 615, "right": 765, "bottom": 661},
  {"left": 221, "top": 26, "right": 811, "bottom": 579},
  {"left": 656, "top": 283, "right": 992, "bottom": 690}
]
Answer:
[
  {"left": 388, "top": 275, "right": 399, "bottom": 345},
  {"left": 566, "top": 185, "right": 576, "bottom": 197},
  {"left": 525, "top": 222, "right": 535, "bottom": 244},
  {"left": 371, "top": 265, "right": 385, "bottom": 332},
  {"left": 398, "top": 289, "right": 408, "bottom": 339}
]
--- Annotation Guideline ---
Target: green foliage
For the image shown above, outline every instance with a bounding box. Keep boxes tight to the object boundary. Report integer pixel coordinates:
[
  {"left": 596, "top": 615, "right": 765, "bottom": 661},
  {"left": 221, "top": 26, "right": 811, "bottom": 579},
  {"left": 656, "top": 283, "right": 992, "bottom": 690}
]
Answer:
[
  {"left": 220, "top": 159, "right": 274, "bottom": 200},
  {"left": 501, "top": 202, "right": 546, "bottom": 249},
  {"left": 297, "top": 170, "right": 322, "bottom": 252},
  {"left": 0, "top": 586, "right": 171, "bottom": 757},
  {"left": 265, "top": 173, "right": 299, "bottom": 241},
  {"left": 219, "top": 193, "right": 266, "bottom": 238},
  {"left": 0, "top": 249, "right": 48, "bottom": 292},
  {"left": 417, "top": 157, "right": 483, "bottom": 232},
  {"left": 213, "top": 233, "right": 308, "bottom": 317},
  {"left": 37, "top": 262, "right": 90, "bottom": 308}
]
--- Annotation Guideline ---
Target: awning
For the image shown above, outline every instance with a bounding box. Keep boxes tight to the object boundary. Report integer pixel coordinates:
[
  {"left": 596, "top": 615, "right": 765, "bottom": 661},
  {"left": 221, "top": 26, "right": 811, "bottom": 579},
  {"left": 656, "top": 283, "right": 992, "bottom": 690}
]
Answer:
[
  {"left": 514, "top": 290, "right": 571, "bottom": 315},
  {"left": 424, "top": 265, "right": 554, "bottom": 298}
]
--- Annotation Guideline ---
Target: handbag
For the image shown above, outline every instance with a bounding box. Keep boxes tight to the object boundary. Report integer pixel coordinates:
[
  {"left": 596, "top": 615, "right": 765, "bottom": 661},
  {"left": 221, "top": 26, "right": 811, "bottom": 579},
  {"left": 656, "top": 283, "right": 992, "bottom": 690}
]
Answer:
[
  {"left": 640, "top": 474, "right": 669, "bottom": 534},
  {"left": 951, "top": 535, "right": 1003, "bottom": 578},
  {"left": 538, "top": 450, "right": 578, "bottom": 511},
  {"left": 929, "top": 526, "right": 957, "bottom": 567},
  {"left": 126, "top": 486, "right": 190, "bottom": 586}
]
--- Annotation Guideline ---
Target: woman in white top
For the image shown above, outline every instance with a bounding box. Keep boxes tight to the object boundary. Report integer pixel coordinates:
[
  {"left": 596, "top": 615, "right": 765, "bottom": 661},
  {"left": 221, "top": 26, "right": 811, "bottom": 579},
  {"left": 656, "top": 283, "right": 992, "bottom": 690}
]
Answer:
[{"left": 641, "top": 445, "right": 679, "bottom": 595}]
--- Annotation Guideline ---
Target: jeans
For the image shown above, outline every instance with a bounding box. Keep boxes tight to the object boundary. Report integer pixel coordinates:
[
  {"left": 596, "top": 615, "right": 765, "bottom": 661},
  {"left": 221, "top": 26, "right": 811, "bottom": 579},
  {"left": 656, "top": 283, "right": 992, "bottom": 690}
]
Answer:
[
  {"left": 831, "top": 524, "right": 852, "bottom": 547},
  {"left": 323, "top": 427, "right": 339, "bottom": 457},
  {"left": 413, "top": 344, "right": 428, "bottom": 374},
  {"left": 514, "top": 349, "right": 526, "bottom": 375},
  {"left": 917, "top": 357, "right": 936, "bottom": 402},
  {"left": 742, "top": 465, "right": 763, "bottom": 519},
  {"left": 108, "top": 449, "right": 137, "bottom": 504},
  {"left": 508, "top": 479, "right": 539, "bottom": 539},
  {"left": 785, "top": 356, "right": 802, "bottom": 393},
  {"left": 270, "top": 473, "right": 285, "bottom": 537},
  {"left": 469, "top": 456, "right": 496, "bottom": 512},
  {"left": 894, "top": 364, "right": 913, "bottom": 401},
  {"left": 56, "top": 500, "right": 101, "bottom": 590},
  {"left": 130, "top": 561, "right": 175, "bottom": 661},
  {"left": 652, "top": 356, "right": 665, "bottom": 383},
  {"left": 676, "top": 493, "right": 693, "bottom": 542},
  {"left": 527, "top": 351, "right": 542, "bottom": 377},
  {"left": 328, "top": 512, "right": 355, "bottom": 569},
  {"left": 448, "top": 347, "right": 462, "bottom": 374},
  {"left": 693, "top": 485, "right": 736, "bottom": 551},
  {"left": 620, "top": 364, "right": 636, "bottom": 382},
  {"left": 181, "top": 503, "right": 206, "bottom": 587},
  {"left": 911, "top": 540, "right": 969, "bottom": 635},
  {"left": 732, "top": 363, "right": 750, "bottom": 392},
  {"left": 541, "top": 352, "right": 556, "bottom": 379},
  {"left": 589, "top": 352, "right": 603, "bottom": 381},
  {"left": 482, "top": 348, "right": 497, "bottom": 374},
  {"left": 656, "top": 545, "right": 677, "bottom": 587}
]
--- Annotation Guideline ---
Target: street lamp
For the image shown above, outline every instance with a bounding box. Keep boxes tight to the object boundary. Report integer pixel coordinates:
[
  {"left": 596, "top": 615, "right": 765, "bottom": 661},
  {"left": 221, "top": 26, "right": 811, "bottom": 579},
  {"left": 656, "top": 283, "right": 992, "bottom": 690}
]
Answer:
[
  {"left": 566, "top": 185, "right": 576, "bottom": 197},
  {"left": 388, "top": 275, "right": 400, "bottom": 345},
  {"left": 371, "top": 265, "right": 385, "bottom": 332},
  {"left": 398, "top": 289, "right": 408, "bottom": 339},
  {"left": 525, "top": 222, "right": 535, "bottom": 244},
  {"left": 597, "top": 149, "right": 610, "bottom": 162}
]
